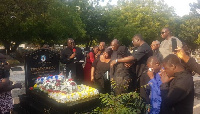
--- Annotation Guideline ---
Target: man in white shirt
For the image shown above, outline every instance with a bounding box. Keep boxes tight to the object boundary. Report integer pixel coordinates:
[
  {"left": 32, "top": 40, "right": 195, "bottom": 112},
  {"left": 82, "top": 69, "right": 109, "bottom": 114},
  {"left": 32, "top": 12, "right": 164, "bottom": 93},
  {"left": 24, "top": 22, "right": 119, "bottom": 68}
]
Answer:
[{"left": 159, "top": 27, "right": 182, "bottom": 59}]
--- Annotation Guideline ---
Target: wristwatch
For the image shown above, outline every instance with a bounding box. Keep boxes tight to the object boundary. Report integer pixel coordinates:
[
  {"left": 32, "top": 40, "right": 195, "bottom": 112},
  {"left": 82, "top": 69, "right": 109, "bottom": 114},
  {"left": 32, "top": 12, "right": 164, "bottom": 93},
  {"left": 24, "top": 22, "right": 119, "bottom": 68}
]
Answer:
[{"left": 115, "top": 59, "right": 118, "bottom": 63}]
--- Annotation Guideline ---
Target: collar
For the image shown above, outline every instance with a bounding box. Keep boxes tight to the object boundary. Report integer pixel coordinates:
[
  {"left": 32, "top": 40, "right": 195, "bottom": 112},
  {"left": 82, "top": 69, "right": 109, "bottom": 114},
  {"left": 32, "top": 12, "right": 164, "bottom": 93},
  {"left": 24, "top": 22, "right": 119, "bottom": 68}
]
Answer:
[{"left": 174, "top": 71, "right": 188, "bottom": 77}]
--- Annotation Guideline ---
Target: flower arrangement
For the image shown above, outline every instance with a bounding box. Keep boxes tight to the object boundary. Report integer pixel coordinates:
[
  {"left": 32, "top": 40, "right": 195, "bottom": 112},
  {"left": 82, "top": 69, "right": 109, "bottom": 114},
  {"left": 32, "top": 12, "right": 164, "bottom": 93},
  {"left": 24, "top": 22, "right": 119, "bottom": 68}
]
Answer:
[{"left": 31, "top": 75, "right": 99, "bottom": 103}]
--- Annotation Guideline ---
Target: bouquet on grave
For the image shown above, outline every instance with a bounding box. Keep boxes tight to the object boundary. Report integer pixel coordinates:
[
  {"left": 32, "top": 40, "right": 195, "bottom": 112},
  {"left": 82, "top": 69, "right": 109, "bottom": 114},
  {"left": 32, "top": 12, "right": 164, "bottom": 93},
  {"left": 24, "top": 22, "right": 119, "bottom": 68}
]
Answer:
[{"left": 31, "top": 75, "right": 99, "bottom": 103}]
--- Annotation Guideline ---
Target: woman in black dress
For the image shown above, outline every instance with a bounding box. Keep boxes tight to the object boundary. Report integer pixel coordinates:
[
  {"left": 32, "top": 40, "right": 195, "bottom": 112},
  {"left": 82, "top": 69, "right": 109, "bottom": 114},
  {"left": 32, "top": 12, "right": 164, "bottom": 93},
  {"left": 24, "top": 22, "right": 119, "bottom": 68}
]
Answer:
[{"left": 91, "top": 48, "right": 113, "bottom": 93}]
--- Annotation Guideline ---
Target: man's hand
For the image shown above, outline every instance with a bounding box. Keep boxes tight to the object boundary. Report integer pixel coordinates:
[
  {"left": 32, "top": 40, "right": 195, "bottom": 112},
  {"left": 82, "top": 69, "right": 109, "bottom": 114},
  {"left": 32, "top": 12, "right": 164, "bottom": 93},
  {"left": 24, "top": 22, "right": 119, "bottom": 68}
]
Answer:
[
  {"left": 110, "top": 60, "right": 117, "bottom": 67},
  {"left": 159, "top": 69, "right": 174, "bottom": 83},
  {"left": 91, "top": 75, "right": 94, "bottom": 82},
  {"left": 95, "top": 51, "right": 101, "bottom": 59},
  {"left": 14, "top": 83, "right": 22, "bottom": 89},
  {"left": 147, "top": 70, "right": 154, "bottom": 79},
  {"left": 175, "top": 47, "right": 190, "bottom": 63},
  {"left": 175, "top": 47, "right": 187, "bottom": 59},
  {"left": 69, "top": 53, "right": 76, "bottom": 59},
  {"left": 2, "top": 78, "right": 11, "bottom": 85},
  {"left": 4, "top": 62, "right": 11, "bottom": 70},
  {"left": 124, "top": 63, "right": 133, "bottom": 68}
]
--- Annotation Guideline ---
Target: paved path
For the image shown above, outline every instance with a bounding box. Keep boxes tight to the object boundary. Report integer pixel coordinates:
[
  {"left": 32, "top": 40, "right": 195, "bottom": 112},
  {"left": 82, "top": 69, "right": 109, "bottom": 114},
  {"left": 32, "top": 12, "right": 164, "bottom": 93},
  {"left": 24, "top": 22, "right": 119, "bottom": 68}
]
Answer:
[{"left": 9, "top": 66, "right": 200, "bottom": 113}]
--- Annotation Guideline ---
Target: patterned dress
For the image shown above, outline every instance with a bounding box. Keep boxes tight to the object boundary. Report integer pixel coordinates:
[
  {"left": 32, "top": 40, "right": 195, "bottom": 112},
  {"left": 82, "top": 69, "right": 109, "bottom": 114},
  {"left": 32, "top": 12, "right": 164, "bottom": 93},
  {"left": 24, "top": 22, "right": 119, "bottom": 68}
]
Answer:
[
  {"left": 0, "top": 79, "right": 13, "bottom": 114},
  {"left": 0, "top": 60, "right": 13, "bottom": 114}
]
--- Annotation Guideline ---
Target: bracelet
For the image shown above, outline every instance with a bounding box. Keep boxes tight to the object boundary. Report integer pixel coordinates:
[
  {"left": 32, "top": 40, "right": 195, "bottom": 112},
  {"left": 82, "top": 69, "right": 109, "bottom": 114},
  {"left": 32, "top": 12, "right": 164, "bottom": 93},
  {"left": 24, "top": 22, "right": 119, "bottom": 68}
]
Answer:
[{"left": 115, "top": 59, "right": 118, "bottom": 63}]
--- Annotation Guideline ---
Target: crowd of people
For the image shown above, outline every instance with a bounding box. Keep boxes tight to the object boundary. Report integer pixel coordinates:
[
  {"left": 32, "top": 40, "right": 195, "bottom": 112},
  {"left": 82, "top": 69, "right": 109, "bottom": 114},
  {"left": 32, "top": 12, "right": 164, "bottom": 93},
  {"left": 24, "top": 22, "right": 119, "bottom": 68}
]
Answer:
[
  {"left": 60, "top": 27, "right": 200, "bottom": 114},
  {"left": 0, "top": 27, "right": 199, "bottom": 113}
]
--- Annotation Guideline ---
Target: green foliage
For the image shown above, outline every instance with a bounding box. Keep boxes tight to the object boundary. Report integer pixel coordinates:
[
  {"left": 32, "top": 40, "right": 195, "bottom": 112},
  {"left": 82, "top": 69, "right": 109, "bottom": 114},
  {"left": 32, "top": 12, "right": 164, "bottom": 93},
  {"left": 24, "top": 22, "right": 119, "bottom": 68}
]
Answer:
[
  {"left": 93, "top": 92, "right": 149, "bottom": 114},
  {"left": 178, "top": 0, "right": 200, "bottom": 50},
  {"left": 105, "top": 0, "right": 178, "bottom": 45},
  {"left": 0, "top": 0, "right": 85, "bottom": 53},
  {"left": 178, "top": 16, "right": 200, "bottom": 50},
  {"left": 195, "top": 34, "right": 200, "bottom": 45},
  {"left": 1, "top": 0, "right": 199, "bottom": 52}
]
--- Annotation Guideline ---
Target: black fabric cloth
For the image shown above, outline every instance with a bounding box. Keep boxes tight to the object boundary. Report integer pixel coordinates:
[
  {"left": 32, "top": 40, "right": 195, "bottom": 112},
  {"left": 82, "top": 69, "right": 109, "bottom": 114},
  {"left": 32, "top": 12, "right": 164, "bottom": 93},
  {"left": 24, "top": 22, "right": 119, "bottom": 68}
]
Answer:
[
  {"left": 110, "top": 46, "right": 131, "bottom": 78},
  {"left": 153, "top": 49, "right": 163, "bottom": 62},
  {"left": 132, "top": 43, "right": 153, "bottom": 91},
  {"left": 0, "top": 61, "right": 10, "bottom": 79},
  {"left": 186, "top": 57, "right": 200, "bottom": 75},
  {"left": 60, "top": 47, "right": 84, "bottom": 82},
  {"left": 139, "top": 67, "right": 150, "bottom": 104},
  {"left": 92, "top": 58, "right": 110, "bottom": 80},
  {"left": 92, "top": 58, "right": 111, "bottom": 93},
  {"left": 110, "top": 46, "right": 130, "bottom": 61},
  {"left": 110, "top": 46, "right": 133, "bottom": 95},
  {"left": 160, "top": 71, "right": 194, "bottom": 114}
]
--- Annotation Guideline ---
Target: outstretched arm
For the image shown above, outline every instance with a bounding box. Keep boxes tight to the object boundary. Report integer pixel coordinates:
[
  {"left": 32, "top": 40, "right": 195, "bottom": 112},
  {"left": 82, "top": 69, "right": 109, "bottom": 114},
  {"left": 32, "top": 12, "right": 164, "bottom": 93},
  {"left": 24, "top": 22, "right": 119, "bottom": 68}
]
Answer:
[
  {"left": 176, "top": 48, "right": 200, "bottom": 74},
  {"left": 110, "top": 56, "right": 135, "bottom": 67}
]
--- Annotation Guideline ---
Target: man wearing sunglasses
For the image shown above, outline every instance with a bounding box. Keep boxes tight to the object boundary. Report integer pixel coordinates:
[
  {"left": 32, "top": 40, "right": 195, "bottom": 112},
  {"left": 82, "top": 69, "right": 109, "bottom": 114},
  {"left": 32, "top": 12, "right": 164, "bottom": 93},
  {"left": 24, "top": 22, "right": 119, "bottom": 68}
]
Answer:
[{"left": 159, "top": 27, "right": 182, "bottom": 59}]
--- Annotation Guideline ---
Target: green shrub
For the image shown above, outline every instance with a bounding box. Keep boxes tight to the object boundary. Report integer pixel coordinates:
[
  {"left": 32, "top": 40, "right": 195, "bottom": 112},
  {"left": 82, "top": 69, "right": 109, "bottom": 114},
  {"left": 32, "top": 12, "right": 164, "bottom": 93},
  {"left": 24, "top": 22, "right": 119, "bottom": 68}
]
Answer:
[{"left": 92, "top": 92, "right": 149, "bottom": 114}]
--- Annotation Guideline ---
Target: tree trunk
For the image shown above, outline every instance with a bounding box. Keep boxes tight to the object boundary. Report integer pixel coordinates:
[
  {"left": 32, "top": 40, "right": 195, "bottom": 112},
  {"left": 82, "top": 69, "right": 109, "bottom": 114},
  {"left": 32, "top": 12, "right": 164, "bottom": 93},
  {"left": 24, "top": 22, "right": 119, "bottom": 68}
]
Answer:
[{"left": 3, "top": 41, "right": 20, "bottom": 55}]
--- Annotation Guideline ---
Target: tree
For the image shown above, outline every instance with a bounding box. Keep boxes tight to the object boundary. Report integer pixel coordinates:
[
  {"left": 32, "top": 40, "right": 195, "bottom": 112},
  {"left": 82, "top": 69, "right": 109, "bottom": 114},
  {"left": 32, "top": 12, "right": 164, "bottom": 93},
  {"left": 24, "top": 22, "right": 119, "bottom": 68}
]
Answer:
[
  {"left": 189, "top": 0, "right": 200, "bottom": 16},
  {"left": 178, "top": 0, "right": 200, "bottom": 50},
  {"left": 0, "top": 0, "right": 85, "bottom": 54},
  {"left": 67, "top": 0, "right": 110, "bottom": 47},
  {"left": 105, "top": 0, "right": 178, "bottom": 45},
  {"left": 178, "top": 16, "right": 200, "bottom": 50}
]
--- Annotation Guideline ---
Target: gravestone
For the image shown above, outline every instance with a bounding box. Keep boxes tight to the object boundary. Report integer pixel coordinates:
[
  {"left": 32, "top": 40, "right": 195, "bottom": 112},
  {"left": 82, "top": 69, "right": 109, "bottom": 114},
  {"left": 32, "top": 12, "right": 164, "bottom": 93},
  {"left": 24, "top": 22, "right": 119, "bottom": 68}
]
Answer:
[
  {"left": 24, "top": 49, "right": 60, "bottom": 93},
  {"left": 19, "top": 49, "right": 99, "bottom": 113}
]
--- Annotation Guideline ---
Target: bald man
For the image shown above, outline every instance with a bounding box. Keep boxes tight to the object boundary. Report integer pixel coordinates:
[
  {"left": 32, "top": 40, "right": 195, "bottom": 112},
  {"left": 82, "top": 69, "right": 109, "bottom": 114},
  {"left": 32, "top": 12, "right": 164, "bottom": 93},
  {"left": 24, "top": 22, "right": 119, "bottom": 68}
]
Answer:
[
  {"left": 111, "top": 35, "right": 152, "bottom": 84},
  {"left": 151, "top": 40, "right": 163, "bottom": 61},
  {"left": 110, "top": 35, "right": 153, "bottom": 95},
  {"left": 159, "top": 27, "right": 182, "bottom": 59},
  {"left": 110, "top": 39, "right": 132, "bottom": 95},
  {"left": 95, "top": 42, "right": 106, "bottom": 59},
  {"left": 60, "top": 38, "right": 84, "bottom": 82},
  {"left": 99, "top": 42, "right": 105, "bottom": 52}
]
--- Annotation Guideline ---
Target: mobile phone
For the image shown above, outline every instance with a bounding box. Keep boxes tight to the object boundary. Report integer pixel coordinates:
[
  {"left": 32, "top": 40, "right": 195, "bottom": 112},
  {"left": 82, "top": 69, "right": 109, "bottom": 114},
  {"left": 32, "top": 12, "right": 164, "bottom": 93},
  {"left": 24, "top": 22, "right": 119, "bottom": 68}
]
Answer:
[{"left": 172, "top": 38, "right": 177, "bottom": 52}]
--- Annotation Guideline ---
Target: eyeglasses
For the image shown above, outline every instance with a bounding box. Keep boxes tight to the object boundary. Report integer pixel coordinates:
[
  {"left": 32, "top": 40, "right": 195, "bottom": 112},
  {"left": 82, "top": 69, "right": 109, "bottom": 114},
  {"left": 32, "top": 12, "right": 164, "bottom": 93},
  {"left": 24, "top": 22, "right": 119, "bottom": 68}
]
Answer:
[{"left": 161, "top": 32, "right": 165, "bottom": 34}]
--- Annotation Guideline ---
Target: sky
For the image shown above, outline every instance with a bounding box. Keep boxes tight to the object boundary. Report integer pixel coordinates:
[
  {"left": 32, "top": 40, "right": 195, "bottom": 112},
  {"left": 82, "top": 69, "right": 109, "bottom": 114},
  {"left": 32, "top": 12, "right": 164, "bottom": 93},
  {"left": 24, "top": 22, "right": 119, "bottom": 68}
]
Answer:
[
  {"left": 164, "top": 0, "right": 197, "bottom": 16},
  {"left": 100, "top": 0, "right": 198, "bottom": 16}
]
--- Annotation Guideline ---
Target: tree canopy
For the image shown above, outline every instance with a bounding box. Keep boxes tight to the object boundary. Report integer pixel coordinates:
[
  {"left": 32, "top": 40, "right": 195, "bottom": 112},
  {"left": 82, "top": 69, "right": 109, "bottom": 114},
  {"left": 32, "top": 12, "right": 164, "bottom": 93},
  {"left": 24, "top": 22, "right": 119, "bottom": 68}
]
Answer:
[{"left": 0, "top": 0, "right": 199, "bottom": 53}]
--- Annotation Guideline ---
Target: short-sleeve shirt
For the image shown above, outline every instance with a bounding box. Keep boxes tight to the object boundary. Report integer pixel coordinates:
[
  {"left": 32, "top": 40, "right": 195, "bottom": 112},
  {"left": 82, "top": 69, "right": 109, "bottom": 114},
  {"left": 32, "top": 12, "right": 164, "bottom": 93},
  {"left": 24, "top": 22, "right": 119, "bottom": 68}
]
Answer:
[
  {"left": 132, "top": 43, "right": 153, "bottom": 77},
  {"left": 159, "top": 37, "right": 182, "bottom": 59},
  {"left": 132, "top": 43, "right": 153, "bottom": 65},
  {"left": 92, "top": 58, "right": 110, "bottom": 79}
]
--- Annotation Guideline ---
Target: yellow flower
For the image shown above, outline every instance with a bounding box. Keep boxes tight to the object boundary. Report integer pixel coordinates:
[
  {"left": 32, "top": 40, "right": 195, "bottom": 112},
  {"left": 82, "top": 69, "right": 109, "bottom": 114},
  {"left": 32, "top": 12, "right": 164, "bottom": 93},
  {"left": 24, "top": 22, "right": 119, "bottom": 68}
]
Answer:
[{"left": 34, "top": 84, "right": 37, "bottom": 88}]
